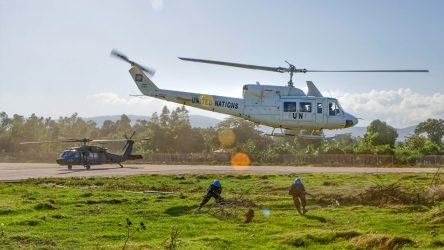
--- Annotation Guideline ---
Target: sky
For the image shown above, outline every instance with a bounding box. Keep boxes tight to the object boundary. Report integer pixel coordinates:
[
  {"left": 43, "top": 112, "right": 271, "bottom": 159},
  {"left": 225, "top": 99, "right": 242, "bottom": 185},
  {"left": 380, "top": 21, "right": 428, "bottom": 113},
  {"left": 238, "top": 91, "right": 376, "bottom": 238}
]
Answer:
[{"left": 0, "top": 0, "right": 443, "bottom": 128}]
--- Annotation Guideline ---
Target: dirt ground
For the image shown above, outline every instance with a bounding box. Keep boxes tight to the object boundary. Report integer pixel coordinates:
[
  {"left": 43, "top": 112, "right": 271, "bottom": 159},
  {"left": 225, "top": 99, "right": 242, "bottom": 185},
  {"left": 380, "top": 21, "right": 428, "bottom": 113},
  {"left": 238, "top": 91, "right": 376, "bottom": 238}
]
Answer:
[{"left": 0, "top": 163, "right": 439, "bottom": 182}]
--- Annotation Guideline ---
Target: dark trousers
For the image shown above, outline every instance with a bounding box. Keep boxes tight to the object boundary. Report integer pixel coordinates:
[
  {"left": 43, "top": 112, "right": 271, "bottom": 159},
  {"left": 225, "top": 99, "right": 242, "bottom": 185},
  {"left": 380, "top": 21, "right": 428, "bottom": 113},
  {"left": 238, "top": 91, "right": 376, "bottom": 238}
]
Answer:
[
  {"left": 199, "top": 192, "right": 223, "bottom": 207},
  {"left": 292, "top": 194, "right": 306, "bottom": 214}
]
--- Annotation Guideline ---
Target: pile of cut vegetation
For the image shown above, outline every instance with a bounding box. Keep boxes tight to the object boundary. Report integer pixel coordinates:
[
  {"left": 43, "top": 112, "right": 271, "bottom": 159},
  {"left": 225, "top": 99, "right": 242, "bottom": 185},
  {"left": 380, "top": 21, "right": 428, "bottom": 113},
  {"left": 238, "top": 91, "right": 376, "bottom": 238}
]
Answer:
[
  {"left": 351, "top": 234, "right": 414, "bottom": 250},
  {"left": 357, "top": 183, "right": 424, "bottom": 206},
  {"left": 315, "top": 181, "right": 439, "bottom": 207}
]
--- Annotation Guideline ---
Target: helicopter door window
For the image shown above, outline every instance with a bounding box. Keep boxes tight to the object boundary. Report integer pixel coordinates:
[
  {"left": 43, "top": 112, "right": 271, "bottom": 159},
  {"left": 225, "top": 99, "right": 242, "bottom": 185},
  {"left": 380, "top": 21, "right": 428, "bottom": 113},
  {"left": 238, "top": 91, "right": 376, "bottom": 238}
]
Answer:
[
  {"left": 317, "top": 103, "right": 323, "bottom": 114},
  {"left": 284, "top": 102, "right": 296, "bottom": 112},
  {"left": 74, "top": 151, "right": 80, "bottom": 159},
  {"left": 300, "top": 102, "right": 312, "bottom": 112}
]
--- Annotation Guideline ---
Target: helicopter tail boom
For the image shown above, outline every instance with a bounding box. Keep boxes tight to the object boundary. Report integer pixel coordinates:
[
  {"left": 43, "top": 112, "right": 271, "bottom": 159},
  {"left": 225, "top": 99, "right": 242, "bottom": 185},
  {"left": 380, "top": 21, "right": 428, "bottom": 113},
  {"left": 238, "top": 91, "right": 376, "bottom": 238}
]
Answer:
[
  {"left": 129, "top": 65, "right": 159, "bottom": 95},
  {"left": 126, "top": 154, "right": 143, "bottom": 160}
]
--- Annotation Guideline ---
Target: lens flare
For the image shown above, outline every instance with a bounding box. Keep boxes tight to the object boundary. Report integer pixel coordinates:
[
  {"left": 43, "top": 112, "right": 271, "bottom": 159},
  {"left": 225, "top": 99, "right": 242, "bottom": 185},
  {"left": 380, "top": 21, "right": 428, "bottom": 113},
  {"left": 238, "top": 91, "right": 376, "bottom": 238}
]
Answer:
[
  {"left": 230, "top": 152, "right": 251, "bottom": 171},
  {"left": 262, "top": 208, "right": 271, "bottom": 217},
  {"left": 218, "top": 128, "right": 236, "bottom": 147}
]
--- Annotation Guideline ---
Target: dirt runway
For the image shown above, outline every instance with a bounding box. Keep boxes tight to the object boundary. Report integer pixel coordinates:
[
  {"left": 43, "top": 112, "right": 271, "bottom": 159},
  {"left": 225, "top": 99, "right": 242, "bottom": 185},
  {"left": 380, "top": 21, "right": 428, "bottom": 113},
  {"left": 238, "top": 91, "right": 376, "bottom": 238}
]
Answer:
[{"left": 0, "top": 163, "right": 439, "bottom": 182}]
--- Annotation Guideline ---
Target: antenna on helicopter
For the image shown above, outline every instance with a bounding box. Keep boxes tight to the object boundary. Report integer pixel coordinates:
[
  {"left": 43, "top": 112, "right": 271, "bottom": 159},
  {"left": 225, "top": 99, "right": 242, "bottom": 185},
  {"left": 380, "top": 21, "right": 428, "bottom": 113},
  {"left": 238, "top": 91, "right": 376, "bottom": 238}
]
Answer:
[{"left": 178, "top": 57, "right": 429, "bottom": 87}]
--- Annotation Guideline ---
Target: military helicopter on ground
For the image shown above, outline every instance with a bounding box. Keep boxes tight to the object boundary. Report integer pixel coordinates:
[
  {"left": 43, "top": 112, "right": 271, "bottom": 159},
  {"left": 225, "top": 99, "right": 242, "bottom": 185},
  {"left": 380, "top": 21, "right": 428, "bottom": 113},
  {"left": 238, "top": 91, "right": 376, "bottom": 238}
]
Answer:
[
  {"left": 20, "top": 133, "right": 147, "bottom": 169},
  {"left": 111, "top": 50, "right": 428, "bottom": 138}
]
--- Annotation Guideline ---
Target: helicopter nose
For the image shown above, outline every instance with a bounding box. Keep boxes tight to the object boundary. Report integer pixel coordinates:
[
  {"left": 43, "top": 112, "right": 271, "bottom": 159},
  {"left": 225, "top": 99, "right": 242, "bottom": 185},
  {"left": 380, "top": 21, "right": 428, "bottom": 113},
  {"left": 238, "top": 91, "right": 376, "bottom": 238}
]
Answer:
[{"left": 344, "top": 113, "right": 358, "bottom": 128}]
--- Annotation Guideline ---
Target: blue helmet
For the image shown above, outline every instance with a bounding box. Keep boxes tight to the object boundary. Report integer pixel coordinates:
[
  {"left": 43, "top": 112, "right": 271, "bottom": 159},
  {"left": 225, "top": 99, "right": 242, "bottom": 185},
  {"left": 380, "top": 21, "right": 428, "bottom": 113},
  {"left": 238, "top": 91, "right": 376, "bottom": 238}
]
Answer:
[
  {"left": 294, "top": 178, "right": 302, "bottom": 185},
  {"left": 212, "top": 180, "right": 221, "bottom": 187}
]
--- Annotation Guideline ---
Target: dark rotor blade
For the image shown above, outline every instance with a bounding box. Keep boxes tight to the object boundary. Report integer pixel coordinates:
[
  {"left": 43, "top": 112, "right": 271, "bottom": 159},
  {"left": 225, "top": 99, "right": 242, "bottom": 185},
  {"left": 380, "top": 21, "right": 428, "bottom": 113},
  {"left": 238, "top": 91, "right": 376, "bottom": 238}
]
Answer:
[
  {"left": 111, "top": 49, "right": 156, "bottom": 77},
  {"left": 91, "top": 139, "right": 129, "bottom": 143},
  {"left": 306, "top": 69, "right": 429, "bottom": 73},
  {"left": 110, "top": 49, "right": 133, "bottom": 64},
  {"left": 91, "top": 138, "right": 150, "bottom": 143},
  {"left": 179, "top": 57, "right": 288, "bottom": 73},
  {"left": 20, "top": 140, "right": 78, "bottom": 145},
  {"left": 129, "top": 131, "right": 136, "bottom": 139},
  {"left": 121, "top": 141, "right": 129, "bottom": 152}
]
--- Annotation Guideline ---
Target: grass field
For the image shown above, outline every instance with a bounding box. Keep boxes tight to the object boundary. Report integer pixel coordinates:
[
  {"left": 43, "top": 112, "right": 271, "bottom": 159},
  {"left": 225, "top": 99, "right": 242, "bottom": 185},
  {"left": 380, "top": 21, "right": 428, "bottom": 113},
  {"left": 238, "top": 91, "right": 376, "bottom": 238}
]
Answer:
[{"left": 0, "top": 172, "right": 443, "bottom": 249}]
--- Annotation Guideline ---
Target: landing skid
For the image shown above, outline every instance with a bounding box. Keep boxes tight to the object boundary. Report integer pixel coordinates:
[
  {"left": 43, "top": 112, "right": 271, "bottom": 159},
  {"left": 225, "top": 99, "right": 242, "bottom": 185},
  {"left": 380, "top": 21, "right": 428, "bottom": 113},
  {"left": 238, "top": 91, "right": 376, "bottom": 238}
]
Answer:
[
  {"left": 266, "top": 128, "right": 325, "bottom": 139},
  {"left": 266, "top": 128, "right": 287, "bottom": 137}
]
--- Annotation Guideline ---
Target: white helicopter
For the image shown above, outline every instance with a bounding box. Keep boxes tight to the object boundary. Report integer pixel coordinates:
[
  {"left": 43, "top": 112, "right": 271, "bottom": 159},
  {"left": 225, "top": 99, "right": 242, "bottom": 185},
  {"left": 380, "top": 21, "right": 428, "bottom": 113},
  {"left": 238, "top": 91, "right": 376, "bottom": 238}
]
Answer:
[{"left": 111, "top": 50, "right": 428, "bottom": 138}]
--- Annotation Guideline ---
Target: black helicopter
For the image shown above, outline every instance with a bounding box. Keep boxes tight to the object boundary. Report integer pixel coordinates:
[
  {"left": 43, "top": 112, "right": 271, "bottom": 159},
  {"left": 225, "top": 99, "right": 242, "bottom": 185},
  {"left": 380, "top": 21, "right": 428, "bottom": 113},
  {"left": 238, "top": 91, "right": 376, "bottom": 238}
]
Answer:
[{"left": 20, "top": 133, "right": 148, "bottom": 170}]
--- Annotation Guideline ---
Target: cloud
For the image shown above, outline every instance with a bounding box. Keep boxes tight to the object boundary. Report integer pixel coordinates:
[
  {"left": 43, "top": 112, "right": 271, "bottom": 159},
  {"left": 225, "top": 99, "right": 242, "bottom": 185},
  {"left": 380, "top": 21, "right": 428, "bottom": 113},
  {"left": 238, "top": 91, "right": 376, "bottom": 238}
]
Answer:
[
  {"left": 91, "top": 92, "right": 153, "bottom": 105},
  {"left": 325, "top": 88, "right": 444, "bottom": 128}
]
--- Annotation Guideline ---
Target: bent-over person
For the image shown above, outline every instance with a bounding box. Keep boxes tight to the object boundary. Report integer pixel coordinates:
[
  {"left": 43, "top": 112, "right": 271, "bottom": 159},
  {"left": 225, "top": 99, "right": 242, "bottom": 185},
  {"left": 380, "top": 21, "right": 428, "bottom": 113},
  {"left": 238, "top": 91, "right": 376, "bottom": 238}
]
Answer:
[
  {"left": 198, "top": 180, "right": 224, "bottom": 210},
  {"left": 289, "top": 178, "right": 308, "bottom": 215}
]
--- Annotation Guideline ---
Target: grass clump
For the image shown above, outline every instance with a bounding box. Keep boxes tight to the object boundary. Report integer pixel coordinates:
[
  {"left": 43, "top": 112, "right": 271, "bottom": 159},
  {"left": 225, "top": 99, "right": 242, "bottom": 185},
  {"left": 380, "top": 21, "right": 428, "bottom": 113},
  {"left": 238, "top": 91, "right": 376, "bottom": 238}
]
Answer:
[
  {"left": 8, "top": 234, "right": 56, "bottom": 247},
  {"left": 283, "top": 231, "right": 335, "bottom": 247},
  {"left": 334, "top": 230, "right": 362, "bottom": 239},
  {"left": 431, "top": 239, "right": 444, "bottom": 247},
  {"left": 34, "top": 200, "right": 57, "bottom": 210},
  {"left": 352, "top": 234, "right": 414, "bottom": 250},
  {"left": 283, "top": 230, "right": 362, "bottom": 247},
  {"left": 17, "top": 219, "right": 40, "bottom": 226}
]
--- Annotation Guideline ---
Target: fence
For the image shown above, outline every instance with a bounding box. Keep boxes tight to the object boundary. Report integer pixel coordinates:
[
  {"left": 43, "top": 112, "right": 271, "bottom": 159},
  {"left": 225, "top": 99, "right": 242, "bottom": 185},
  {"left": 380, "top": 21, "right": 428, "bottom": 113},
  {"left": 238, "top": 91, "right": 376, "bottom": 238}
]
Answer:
[
  {"left": 2, "top": 152, "right": 443, "bottom": 166},
  {"left": 140, "top": 153, "right": 444, "bottom": 166}
]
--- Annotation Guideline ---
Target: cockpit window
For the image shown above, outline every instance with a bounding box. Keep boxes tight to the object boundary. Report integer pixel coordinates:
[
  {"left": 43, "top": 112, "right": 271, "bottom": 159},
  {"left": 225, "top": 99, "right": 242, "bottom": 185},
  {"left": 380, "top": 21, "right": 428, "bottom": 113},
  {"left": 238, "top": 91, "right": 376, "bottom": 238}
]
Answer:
[
  {"left": 300, "top": 102, "right": 312, "bottom": 113},
  {"left": 59, "top": 150, "right": 74, "bottom": 158},
  {"left": 284, "top": 102, "right": 296, "bottom": 112},
  {"left": 328, "top": 100, "right": 343, "bottom": 116}
]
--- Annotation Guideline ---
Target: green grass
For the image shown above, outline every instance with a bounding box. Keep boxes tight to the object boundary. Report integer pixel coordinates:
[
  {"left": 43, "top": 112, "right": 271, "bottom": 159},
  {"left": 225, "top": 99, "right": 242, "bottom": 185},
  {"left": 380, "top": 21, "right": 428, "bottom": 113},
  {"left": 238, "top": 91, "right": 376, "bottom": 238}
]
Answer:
[{"left": 0, "top": 173, "right": 443, "bottom": 249}]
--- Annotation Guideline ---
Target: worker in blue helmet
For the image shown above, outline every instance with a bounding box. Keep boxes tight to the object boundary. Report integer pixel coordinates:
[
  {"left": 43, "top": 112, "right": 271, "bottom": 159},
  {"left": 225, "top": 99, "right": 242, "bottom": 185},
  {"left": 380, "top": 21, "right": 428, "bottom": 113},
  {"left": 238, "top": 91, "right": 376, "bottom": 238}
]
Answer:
[
  {"left": 198, "top": 180, "right": 224, "bottom": 210},
  {"left": 289, "top": 177, "right": 310, "bottom": 215}
]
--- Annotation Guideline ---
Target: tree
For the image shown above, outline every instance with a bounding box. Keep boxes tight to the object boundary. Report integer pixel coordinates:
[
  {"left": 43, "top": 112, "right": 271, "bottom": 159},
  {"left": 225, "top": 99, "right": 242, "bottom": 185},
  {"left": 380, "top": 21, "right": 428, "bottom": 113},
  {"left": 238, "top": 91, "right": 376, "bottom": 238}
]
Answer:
[
  {"left": 216, "top": 117, "right": 265, "bottom": 146},
  {"left": 403, "top": 134, "right": 440, "bottom": 155},
  {"left": 115, "top": 114, "right": 132, "bottom": 136},
  {"left": 100, "top": 120, "right": 117, "bottom": 138},
  {"left": 364, "top": 119, "right": 398, "bottom": 148},
  {"left": 160, "top": 106, "right": 170, "bottom": 127},
  {"left": 415, "top": 118, "right": 444, "bottom": 146}
]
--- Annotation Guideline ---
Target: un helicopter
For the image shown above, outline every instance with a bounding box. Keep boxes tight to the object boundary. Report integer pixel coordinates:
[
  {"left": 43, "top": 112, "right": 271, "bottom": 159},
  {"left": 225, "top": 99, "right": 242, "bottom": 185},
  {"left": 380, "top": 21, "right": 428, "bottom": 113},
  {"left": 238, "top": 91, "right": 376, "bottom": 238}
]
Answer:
[
  {"left": 111, "top": 50, "right": 428, "bottom": 138},
  {"left": 20, "top": 133, "right": 147, "bottom": 170}
]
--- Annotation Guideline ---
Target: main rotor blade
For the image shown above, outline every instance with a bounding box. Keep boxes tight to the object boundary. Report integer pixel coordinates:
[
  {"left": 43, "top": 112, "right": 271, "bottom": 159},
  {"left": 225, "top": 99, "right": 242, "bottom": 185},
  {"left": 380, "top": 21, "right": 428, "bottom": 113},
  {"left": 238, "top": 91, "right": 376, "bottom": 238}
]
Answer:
[
  {"left": 179, "top": 57, "right": 429, "bottom": 74},
  {"left": 306, "top": 69, "right": 429, "bottom": 73},
  {"left": 91, "top": 138, "right": 150, "bottom": 143},
  {"left": 91, "top": 139, "right": 129, "bottom": 143},
  {"left": 179, "top": 57, "right": 288, "bottom": 73},
  {"left": 20, "top": 139, "right": 79, "bottom": 144}
]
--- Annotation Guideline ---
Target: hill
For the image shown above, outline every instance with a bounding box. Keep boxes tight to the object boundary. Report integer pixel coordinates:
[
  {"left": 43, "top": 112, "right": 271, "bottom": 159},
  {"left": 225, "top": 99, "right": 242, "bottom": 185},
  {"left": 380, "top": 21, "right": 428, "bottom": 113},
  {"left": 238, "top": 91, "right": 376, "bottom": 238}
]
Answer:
[{"left": 324, "top": 125, "right": 416, "bottom": 141}]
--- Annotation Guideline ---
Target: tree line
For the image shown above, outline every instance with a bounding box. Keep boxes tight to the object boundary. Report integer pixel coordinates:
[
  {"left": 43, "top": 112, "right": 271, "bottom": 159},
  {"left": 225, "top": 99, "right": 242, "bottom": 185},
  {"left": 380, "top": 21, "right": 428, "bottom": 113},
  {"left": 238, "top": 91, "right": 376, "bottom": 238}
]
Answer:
[{"left": 0, "top": 106, "right": 443, "bottom": 163}]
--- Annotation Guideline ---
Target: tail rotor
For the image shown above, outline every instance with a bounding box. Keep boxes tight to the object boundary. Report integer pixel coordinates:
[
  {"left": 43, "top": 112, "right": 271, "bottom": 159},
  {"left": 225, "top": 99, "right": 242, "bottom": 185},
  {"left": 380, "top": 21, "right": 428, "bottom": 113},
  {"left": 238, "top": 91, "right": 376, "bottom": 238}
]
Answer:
[{"left": 111, "top": 49, "right": 156, "bottom": 77}]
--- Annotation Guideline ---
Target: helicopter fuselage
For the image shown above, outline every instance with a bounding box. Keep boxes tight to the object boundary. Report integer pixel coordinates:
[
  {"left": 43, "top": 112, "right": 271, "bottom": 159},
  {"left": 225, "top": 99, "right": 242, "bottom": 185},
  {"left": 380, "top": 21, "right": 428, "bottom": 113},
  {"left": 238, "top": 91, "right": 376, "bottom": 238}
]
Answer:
[
  {"left": 55, "top": 140, "right": 142, "bottom": 169},
  {"left": 129, "top": 66, "right": 358, "bottom": 132},
  {"left": 56, "top": 146, "right": 123, "bottom": 166}
]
